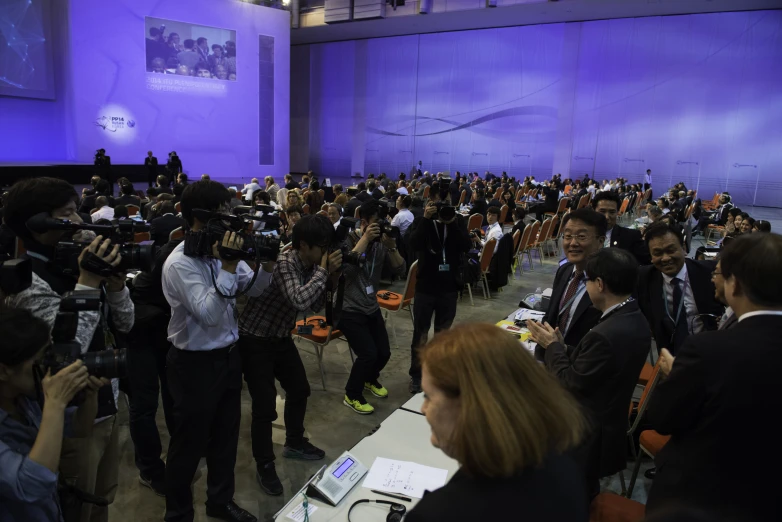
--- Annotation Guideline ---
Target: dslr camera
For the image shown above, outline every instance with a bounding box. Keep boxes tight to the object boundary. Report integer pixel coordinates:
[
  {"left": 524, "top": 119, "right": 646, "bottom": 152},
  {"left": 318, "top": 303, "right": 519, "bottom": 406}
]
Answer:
[
  {"left": 25, "top": 213, "right": 156, "bottom": 278},
  {"left": 373, "top": 201, "right": 400, "bottom": 242},
  {"left": 37, "top": 290, "right": 127, "bottom": 381},
  {"left": 183, "top": 208, "right": 281, "bottom": 263},
  {"left": 331, "top": 217, "right": 365, "bottom": 268}
]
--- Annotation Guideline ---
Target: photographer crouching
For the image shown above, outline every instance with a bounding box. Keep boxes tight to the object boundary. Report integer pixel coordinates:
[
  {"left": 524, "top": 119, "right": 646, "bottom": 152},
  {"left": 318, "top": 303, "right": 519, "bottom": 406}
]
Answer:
[
  {"left": 237, "top": 214, "right": 341, "bottom": 496},
  {"left": 338, "top": 200, "right": 406, "bottom": 414},
  {"left": 162, "top": 180, "right": 275, "bottom": 522},
  {"left": 0, "top": 307, "right": 110, "bottom": 522},
  {"left": 3, "top": 177, "right": 134, "bottom": 522}
]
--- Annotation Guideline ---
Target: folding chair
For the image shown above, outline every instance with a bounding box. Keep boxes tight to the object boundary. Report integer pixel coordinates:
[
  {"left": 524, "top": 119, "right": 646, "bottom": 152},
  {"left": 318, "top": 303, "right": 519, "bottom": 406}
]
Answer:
[
  {"left": 544, "top": 197, "right": 569, "bottom": 219},
  {"left": 126, "top": 204, "right": 140, "bottom": 217},
  {"left": 134, "top": 232, "right": 150, "bottom": 243},
  {"left": 302, "top": 204, "right": 310, "bottom": 215},
  {"left": 478, "top": 238, "right": 497, "bottom": 300},
  {"left": 529, "top": 219, "right": 552, "bottom": 267},
  {"left": 377, "top": 261, "right": 417, "bottom": 346},
  {"left": 169, "top": 226, "right": 184, "bottom": 241},
  {"left": 292, "top": 317, "right": 350, "bottom": 391},
  {"left": 519, "top": 220, "right": 540, "bottom": 272},
  {"left": 467, "top": 213, "right": 483, "bottom": 232},
  {"left": 509, "top": 230, "right": 522, "bottom": 280}
]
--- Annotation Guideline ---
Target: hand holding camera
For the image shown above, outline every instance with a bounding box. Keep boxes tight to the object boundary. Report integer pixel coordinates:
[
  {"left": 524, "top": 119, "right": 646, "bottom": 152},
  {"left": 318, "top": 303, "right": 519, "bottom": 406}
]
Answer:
[
  {"left": 424, "top": 204, "right": 438, "bottom": 220},
  {"left": 41, "top": 360, "right": 89, "bottom": 410},
  {"left": 212, "top": 231, "right": 245, "bottom": 274},
  {"left": 321, "top": 249, "right": 343, "bottom": 275},
  {"left": 356, "top": 223, "right": 381, "bottom": 251},
  {"left": 77, "top": 236, "right": 122, "bottom": 289}
]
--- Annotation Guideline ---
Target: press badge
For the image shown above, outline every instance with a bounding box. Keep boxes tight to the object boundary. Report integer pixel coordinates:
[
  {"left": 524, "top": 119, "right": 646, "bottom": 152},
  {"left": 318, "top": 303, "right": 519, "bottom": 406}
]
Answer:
[
  {"left": 297, "top": 325, "right": 314, "bottom": 335},
  {"left": 366, "top": 285, "right": 374, "bottom": 295},
  {"left": 439, "top": 264, "right": 450, "bottom": 272}
]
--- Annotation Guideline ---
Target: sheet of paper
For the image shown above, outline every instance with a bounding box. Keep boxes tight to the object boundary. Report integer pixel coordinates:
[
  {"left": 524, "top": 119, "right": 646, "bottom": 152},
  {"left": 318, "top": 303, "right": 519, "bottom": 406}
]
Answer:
[
  {"left": 285, "top": 501, "right": 317, "bottom": 522},
  {"left": 513, "top": 309, "right": 546, "bottom": 322},
  {"left": 362, "top": 457, "right": 448, "bottom": 499}
]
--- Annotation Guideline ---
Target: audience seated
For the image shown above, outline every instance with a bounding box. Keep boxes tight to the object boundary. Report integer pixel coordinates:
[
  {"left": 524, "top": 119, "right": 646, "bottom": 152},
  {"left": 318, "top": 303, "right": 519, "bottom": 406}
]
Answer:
[
  {"left": 511, "top": 207, "right": 527, "bottom": 237},
  {"left": 116, "top": 182, "right": 142, "bottom": 207},
  {"left": 405, "top": 323, "right": 588, "bottom": 522},
  {"left": 645, "top": 233, "right": 782, "bottom": 522},
  {"left": 91, "top": 196, "right": 115, "bottom": 223},
  {"left": 150, "top": 201, "right": 186, "bottom": 246},
  {"left": 592, "top": 191, "right": 650, "bottom": 265}
]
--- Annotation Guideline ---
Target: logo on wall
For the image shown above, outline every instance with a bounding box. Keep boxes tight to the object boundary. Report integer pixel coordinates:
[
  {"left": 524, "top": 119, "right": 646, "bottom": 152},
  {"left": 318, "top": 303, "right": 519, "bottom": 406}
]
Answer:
[
  {"left": 95, "top": 115, "right": 133, "bottom": 133},
  {"left": 94, "top": 104, "right": 137, "bottom": 145}
]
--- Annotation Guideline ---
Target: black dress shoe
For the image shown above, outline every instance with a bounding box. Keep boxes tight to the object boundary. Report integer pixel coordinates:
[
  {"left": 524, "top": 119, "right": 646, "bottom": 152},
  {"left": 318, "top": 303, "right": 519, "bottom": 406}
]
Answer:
[
  {"left": 644, "top": 467, "right": 656, "bottom": 479},
  {"left": 204, "top": 500, "right": 257, "bottom": 522},
  {"left": 257, "top": 463, "right": 283, "bottom": 496}
]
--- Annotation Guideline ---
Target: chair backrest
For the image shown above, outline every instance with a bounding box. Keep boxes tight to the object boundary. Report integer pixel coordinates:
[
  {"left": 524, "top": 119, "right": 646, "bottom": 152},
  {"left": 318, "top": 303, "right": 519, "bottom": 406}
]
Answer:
[
  {"left": 354, "top": 206, "right": 361, "bottom": 218},
  {"left": 175, "top": 201, "right": 182, "bottom": 213},
  {"left": 618, "top": 197, "right": 630, "bottom": 216},
  {"left": 642, "top": 188, "right": 652, "bottom": 201},
  {"left": 169, "top": 226, "right": 184, "bottom": 241},
  {"left": 134, "top": 232, "right": 150, "bottom": 243},
  {"left": 90, "top": 207, "right": 99, "bottom": 215},
  {"left": 422, "top": 186, "right": 430, "bottom": 199},
  {"left": 479, "top": 238, "right": 497, "bottom": 271},
  {"left": 126, "top": 204, "right": 140, "bottom": 216},
  {"left": 458, "top": 190, "right": 466, "bottom": 205},
  {"left": 628, "top": 357, "right": 665, "bottom": 434},
  {"left": 537, "top": 218, "right": 553, "bottom": 244},
  {"left": 577, "top": 194, "right": 589, "bottom": 209},
  {"left": 15, "top": 237, "right": 26, "bottom": 258},
  {"left": 518, "top": 222, "right": 534, "bottom": 252},
  {"left": 563, "top": 184, "right": 572, "bottom": 194},
  {"left": 318, "top": 189, "right": 325, "bottom": 198},
  {"left": 402, "top": 260, "right": 418, "bottom": 302},
  {"left": 467, "top": 213, "right": 483, "bottom": 231},
  {"left": 556, "top": 197, "right": 569, "bottom": 214},
  {"left": 549, "top": 215, "right": 560, "bottom": 239},
  {"left": 499, "top": 204, "right": 508, "bottom": 223},
  {"left": 511, "top": 229, "right": 522, "bottom": 256},
  {"left": 317, "top": 210, "right": 327, "bottom": 217},
  {"left": 523, "top": 221, "right": 540, "bottom": 250},
  {"left": 302, "top": 204, "right": 310, "bottom": 215},
  {"left": 321, "top": 203, "right": 329, "bottom": 212}
]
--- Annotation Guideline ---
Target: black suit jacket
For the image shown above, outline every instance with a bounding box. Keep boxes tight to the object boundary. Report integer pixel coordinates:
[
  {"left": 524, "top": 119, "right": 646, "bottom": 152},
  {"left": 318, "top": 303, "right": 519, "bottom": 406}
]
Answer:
[
  {"left": 405, "top": 456, "right": 588, "bottom": 522},
  {"left": 144, "top": 156, "right": 158, "bottom": 169},
  {"left": 355, "top": 190, "right": 371, "bottom": 203},
  {"left": 646, "top": 315, "right": 782, "bottom": 522},
  {"left": 149, "top": 214, "right": 186, "bottom": 246},
  {"left": 545, "top": 301, "right": 651, "bottom": 478},
  {"left": 115, "top": 195, "right": 142, "bottom": 208},
  {"left": 636, "top": 259, "right": 722, "bottom": 354},
  {"left": 344, "top": 197, "right": 362, "bottom": 219},
  {"left": 609, "top": 225, "right": 650, "bottom": 265},
  {"left": 537, "top": 262, "right": 602, "bottom": 361},
  {"left": 469, "top": 200, "right": 488, "bottom": 226}
]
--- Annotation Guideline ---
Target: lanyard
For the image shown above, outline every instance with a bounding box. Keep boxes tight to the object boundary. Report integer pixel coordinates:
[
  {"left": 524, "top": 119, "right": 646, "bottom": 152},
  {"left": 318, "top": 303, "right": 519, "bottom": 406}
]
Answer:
[
  {"left": 558, "top": 279, "right": 587, "bottom": 318},
  {"left": 663, "top": 275, "right": 687, "bottom": 326},
  {"left": 25, "top": 251, "right": 49, "bottom": 263},
  {"left": 431, "top": 221, "right": 447, "bottom": 264}
]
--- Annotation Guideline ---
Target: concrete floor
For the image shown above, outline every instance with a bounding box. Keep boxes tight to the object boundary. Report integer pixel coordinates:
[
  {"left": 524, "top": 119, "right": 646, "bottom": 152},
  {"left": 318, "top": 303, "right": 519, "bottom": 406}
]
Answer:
[{"left": 109, "top": 207, "right": 782, "bottom": 521}]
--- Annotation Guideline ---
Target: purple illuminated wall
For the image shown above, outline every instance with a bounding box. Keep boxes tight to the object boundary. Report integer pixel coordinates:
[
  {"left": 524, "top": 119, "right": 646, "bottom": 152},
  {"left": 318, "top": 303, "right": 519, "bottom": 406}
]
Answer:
[
  {"left": 298, "top": 10, "right": 782, "bottom": 207},
  {"left": 0, "top": 0, "right": 289, "bottom": 183}
]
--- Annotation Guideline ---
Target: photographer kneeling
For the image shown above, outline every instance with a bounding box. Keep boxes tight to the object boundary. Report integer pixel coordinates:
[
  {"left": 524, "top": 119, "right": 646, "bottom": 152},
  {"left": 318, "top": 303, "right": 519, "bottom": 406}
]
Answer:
[
  {"left": 0, "top": 307, "right": 111, "bottom": 522},
  {"left": 339, "top": 200, "right": 406, "bottom": 415},
  {"left": 0, "top": 308, "right": 109, "bottom": 522},
  {"left": 3, "top": 177, "right": 134, "bottom": 522}
]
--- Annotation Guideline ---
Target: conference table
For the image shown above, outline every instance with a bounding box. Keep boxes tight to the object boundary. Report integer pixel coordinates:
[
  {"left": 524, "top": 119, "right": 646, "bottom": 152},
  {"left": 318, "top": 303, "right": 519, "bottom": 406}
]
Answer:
[{"left": 274, "top": 403, "right": 458, "bottom": 521}]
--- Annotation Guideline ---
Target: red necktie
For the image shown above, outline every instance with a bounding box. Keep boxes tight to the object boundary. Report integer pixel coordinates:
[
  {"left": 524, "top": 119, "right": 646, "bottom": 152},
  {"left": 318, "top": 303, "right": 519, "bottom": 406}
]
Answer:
[{"left": 558, "top": 270, "right": 584, "bottom": 333}]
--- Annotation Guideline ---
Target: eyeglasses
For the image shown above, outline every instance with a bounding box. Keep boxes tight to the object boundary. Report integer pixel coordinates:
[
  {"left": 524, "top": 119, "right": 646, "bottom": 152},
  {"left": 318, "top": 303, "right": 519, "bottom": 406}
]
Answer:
[{"left": 562, "top": 234, "right": 595, "bottom": 243}]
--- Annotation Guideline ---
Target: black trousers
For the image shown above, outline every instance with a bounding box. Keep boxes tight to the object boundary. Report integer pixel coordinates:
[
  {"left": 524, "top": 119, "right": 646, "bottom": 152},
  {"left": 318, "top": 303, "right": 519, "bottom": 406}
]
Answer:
[
  {"left": 409, "top": 291, "right": 458, "bottom": 381},
  {"left": 238, "top": 334, "right": 310, "bottom": 467},
  {"left": 165, "top": 345, "right": 242, "bottom": 522},
  {"left": 127, "top": 308, "right": 173, "bottom": 483},
  {"left": 338, "top": 309, "right": 391, "bottom": 399}
]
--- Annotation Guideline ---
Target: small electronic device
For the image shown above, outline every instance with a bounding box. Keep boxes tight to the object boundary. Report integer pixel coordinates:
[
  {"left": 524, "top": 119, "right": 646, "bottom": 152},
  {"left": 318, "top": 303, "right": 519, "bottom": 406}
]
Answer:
[{"left": 310, "top": 451, "right": 368, "bottom": 506}]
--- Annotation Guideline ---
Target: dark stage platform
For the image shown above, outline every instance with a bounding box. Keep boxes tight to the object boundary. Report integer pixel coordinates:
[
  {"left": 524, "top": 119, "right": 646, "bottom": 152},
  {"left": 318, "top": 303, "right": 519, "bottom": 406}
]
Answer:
[{"left": 0, "top": 163, "right": 162, "bottom": 189}]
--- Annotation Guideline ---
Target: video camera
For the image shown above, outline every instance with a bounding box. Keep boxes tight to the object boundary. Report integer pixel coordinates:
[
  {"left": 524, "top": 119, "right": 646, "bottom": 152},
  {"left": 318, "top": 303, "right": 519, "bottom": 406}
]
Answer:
[
  {"left": 234, "top": 204, "right": 283, "bottom": 232},
  {"left": 0, "top": 258, "right": 32, "bottom": 295},
  {"left": 37, "top": 290, "right": 127, "bottom": 383},
  {"left": 183, "top": 208, "right": 281, "bottom": 263},
  {"left": 25, "top": 213, "right": 156, "bottom": 277}
]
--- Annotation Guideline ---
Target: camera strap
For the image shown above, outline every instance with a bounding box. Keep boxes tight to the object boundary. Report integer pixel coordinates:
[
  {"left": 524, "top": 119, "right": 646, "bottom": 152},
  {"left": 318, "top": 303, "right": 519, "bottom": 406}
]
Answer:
[
  {"left": 431, "top": 221, "right": 447, "bottom": 264},
  {"left": 325, "top": 272, "right": 345, "bottom": 327}
]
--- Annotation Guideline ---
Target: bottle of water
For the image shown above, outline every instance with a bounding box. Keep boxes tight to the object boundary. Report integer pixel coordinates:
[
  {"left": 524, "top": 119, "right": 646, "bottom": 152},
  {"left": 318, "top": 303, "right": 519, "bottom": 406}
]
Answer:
[{"left": 534, "top": 287, "right": 543, "bottom": 310}]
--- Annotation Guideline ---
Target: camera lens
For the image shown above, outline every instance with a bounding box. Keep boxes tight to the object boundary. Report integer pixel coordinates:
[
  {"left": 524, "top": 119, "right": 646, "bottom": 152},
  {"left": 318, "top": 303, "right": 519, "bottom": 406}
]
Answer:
[
  {"left": 82, "top": 349, "right": 127, "bottom": 379},
  {"left": 118, "top": 244, "right": 155, "bottom": 272}
]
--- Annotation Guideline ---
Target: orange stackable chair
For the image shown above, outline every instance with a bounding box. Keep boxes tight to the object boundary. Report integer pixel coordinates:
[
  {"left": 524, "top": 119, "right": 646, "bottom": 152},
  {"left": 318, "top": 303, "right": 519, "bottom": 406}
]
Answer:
[
  {"left": 458, "top": 190, "right": 466, "bottom": 205},
  {"left": 563, "top": 184, "right": 572, "bottom": 195},
  {"left": 544, "top": 197, "right": 569, "bottom": 219},
  {"left": 175, "top": 201, "right": 182, "bottom": 214},
  {"left": 292, "top": 317, "right": 349, "bottom": 391},
  {"left": 321, "top": 204, "right": 329, "bottom": 212},
  {"left": 617, "top": 197, "right": 630, "bottom": 223},
  {"left": 513, "top": 224, "right": 533, "bottom": 277},
  {"left": 467, "top": 213, "right": 483, "bottom": 232},
  {"left": 126, "top": 204, "right": 140, "bottom": 217},
  {"left": 478, "top": 238, "right": 497, "bottom": 300},
  {"left": 589, "top": 493, "right": 645, "bottom": 522},
  {"left": 519, "top": 220, "right": 540, "bottom": 272},
  {"left": 499, "top": 204, "right": 508, "bottom": 225},
  {"left": 509, "top": 230, "right": 522, "bottom": 280},
  {"left": 422, "top": 186, "right": 430, "bottom": 200},
  {"left": 377, "top": 261, "right": 418, "bottom": 346},
  {"left": 134, "top": 232, "right": 150, "bottom": 243},
  {"left": 317, "top": 210, "right": 327, "bottom": 217},
  {"left": 169, "top": 227, "right": 184, "bottom": 242},
  {"left": 577, "top": 193, "right": 590, "bottom": 209},
  {"left": 354, "top": 206, "right": 361, "bottom": 218},
  {"left": 529, "top": 218, "right": 552, "bottom": 267}
]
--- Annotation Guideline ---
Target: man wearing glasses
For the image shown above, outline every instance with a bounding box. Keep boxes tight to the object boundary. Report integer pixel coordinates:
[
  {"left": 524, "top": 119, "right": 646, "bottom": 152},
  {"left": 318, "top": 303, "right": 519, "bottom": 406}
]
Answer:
[{"left": 531, "top": 209, "right": 606, "bottom": 362}]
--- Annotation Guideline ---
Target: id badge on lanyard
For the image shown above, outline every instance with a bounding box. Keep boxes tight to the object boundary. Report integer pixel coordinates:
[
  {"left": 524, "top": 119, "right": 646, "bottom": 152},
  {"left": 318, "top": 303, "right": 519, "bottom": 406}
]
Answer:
[{"left": 433, "top": 222, "right": 449, "bottom": 271}]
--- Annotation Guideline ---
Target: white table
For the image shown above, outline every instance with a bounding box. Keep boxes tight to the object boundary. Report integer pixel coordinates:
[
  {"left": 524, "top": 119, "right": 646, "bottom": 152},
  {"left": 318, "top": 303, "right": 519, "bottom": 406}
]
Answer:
[
  {"left": 400, "top": 393, "right": 425, "bottom": 415},
  {"left": 275, "top": 409, "right": 458, "bottom": 521}
]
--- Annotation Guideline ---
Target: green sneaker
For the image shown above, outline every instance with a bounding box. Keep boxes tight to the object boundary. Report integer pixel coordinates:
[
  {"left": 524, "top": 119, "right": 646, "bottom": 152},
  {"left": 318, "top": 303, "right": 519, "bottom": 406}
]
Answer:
[
  {"left": 343, "top": 395, "right": 375, "bottom": 415},
  {"left": 364, "top": 381, "right": 388, "bottom": 398}
]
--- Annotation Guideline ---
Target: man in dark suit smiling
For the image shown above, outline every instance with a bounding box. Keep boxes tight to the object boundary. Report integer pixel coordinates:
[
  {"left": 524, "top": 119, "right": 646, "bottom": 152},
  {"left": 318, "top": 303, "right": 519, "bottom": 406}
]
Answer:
[{"left": 592, "top": 191, "right": 650, "bottom": 264}]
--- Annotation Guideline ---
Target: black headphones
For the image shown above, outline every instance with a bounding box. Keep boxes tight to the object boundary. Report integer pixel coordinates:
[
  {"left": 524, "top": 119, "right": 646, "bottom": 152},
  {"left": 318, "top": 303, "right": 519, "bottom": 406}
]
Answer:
[{"left": 347, "top": 499, "right": 406, "bottom": 522}]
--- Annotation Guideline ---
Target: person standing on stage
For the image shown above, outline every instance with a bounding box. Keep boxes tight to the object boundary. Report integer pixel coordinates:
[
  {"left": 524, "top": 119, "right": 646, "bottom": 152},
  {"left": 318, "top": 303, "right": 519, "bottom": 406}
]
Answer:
[
  {"left": 162, "top": 181, "right": 271, "bottom": 522},
  {"left": 145, "top": 151, "right": 158, "bottom": 188},
  {"left": 166, "top": 151, "right": 183, "bottom": 177},
  {"left": 94, "top": 148, "right": 112, "bottom": 195}
]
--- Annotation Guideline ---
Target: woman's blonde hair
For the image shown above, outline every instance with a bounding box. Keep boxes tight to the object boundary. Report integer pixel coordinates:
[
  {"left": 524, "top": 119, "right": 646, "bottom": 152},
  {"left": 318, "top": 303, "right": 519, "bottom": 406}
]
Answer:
[
  {"left": 420, "top": 323, "right": 585, "bottom": 478},
  {"left": 277, "top": 188, "right": 289, "bottom": 208}
]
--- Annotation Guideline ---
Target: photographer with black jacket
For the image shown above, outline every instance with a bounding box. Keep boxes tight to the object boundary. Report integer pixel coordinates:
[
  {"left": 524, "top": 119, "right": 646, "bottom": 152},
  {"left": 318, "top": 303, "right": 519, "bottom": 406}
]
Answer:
[
  {"left": 339, "top": 200, "right": 406, "bottom": 415},
  {"left": 407, "top": 201, "right": 472, "bottom": 393},
  {"left": 161, "top": 180, "right": 272, "bottom": 522},
  {"left": 3, "top": 177, "right": 134, "bottom": 522}
]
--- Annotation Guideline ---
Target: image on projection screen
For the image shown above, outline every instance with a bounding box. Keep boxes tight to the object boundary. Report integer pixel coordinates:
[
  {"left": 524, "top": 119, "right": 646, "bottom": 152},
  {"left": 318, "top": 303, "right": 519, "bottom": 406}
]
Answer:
[{"left": 144, "top": 17, "right": 236, "bottom": 81}]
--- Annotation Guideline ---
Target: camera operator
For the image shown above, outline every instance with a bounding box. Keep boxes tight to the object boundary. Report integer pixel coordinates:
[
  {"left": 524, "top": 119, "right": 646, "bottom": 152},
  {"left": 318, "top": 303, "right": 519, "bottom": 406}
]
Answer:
[
  {"left": 93, "top": 149, "right": 112, "bottom": 195},
  {"left": 407, "top": 200, "right": 472, "bottom": 393},
  {"left": 237, "top": 215, "right": 341, "bottom": 497},
  {"left": 0, "top": 307, "right": 111, "bottom": 522},
  {"left": 3, "top": 177, "right": 134, "bottom": 522},
  {"left": 161, "top": 180, "right": 273, "bottom": 522},
  {"left": 338, "top": 200, "right": 406, "bottom": 415}
]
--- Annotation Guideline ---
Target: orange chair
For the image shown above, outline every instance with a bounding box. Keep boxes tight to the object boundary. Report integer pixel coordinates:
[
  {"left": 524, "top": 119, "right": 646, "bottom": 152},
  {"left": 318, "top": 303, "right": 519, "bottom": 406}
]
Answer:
[
  {"left": 169, "top": 227, "right": 184, "bottom": 241},
  {"left": 458, "top": 190, "right": 466, "bottom": 206},
  {"left": 422, "top": 186, "right": 430, "bottom": 200},
  {"left": 499, "top": 204, "right": 508, "bottom": 224},
  {"left": 544, "top": 197, "right": 569, "bottom": 219},
  {"left": 126, "top": 204, "right": 140, "bottom": 217},
  {"left": 318, "top": 189, "right": 325, "bottom": 199},
  {"left": 90, "top": 207, "right": 99, "bottom": 215},
  {"left": 291, "top": 316, "right": 348, "bottom": 391},
  {"left": 509, "top": 230, "right": 522, "bottom": 280},
  {"left": 519, "top": 220, "right": 540, "bottom": 272},
  {"left": 354, "top": 206, "right": 361, "bottom": 218},
  {"left": 134, "top": 232, "right": 151, "bottom": 243},
  {"left": 529, "top": 219, "right": 552, "bottom": 267},
  {"left": 617, "top": 197, "right": 630, "bottom": 223},
  {"left": 625, "top": 356, "right": 666, "bottom": 497},
  {"left": 377, "top": 261, "right": 418, "bottom": 346},
  {"left": 563, "top": 184, "right": 572, "bottom": 195},
  {"left": 589, "top": 492, "right": 645, "bottom": 522},
  {"left": 302, "top": 204, "right": 310, "bottom": 215},
  {"left": 467, "top": 213, "right": 483, "bottom": 232},
  {"left": 477, "top": 238, "right": 497, "bottom": 301},
  {"left": 577, "top": 193, "right": 590, "bottom": 209},
  {"left": 14, "top": 237, "right": 26, "bottom": 258},
  {"left": 702, "top": 192, "right": 720, "bottom": 210},
  {"left": 175, "top": 201, "right": 182, "bottom": 213},
  {"left": 513, "top": 223, "right": 534, "bottom": 276}
]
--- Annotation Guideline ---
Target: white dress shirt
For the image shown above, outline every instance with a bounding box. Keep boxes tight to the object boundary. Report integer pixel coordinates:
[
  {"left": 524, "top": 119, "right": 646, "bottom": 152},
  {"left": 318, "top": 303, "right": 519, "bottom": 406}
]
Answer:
[
  {"left": 242, "top": 182, "right": 262, "bottom": 200},
  {"left": 662, "top": 263, "right": 704, "bottom": 334},
  {"left": 391, "top": 208, "right": 414, "bottom": 237},
  {"left": 162, "top": 242, "right": 272, "bottom": 351},
  {"left": 604, "top": 227, "right": 613, "bottom": 248},
  {"left": 91, "top": 206, "right": 115, "bottom": 223},
  {"left": 483, "top": 222, "right": 503, "bottom": 253},
  {"left": 397, "top": 187, "right": 409, "bottom": 195},
  {"left": 587, "top": 186, "right": 597, "bottom": 196},
  {"left": 333, "top": 218, "right": 341, "bottom": 230}
]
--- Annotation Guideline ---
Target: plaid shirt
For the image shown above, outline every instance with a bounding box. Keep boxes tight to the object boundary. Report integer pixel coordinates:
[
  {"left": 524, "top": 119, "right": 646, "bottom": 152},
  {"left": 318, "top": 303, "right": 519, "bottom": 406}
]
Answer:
[{"left": 239, "top": 249, "right": 329, "bottom": 338}]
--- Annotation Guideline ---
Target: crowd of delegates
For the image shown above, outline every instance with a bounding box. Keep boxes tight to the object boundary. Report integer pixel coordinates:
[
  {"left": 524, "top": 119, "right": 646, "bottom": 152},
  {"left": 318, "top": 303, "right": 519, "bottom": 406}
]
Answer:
[
  {"left": 146, "top": 26, "right": 237, "bottom": 80},
  {"left": 0, "top": 166, "right": 779, "bottom": 522}
]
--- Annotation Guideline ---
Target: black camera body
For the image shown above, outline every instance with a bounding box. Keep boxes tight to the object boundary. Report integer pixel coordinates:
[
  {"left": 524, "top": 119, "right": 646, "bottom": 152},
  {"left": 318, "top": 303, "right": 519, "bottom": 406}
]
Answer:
[
  {"left": 434, "top": 201, "right": 456, "bottom": 221},
  {"left": 183, "top": 209, "right": 281, "bottom": 263},
  {"left": 331, "top": 217, "right": 365, "bottom": 267},
  {"left": 38, "top": 290, "right": 127, "bottom": 380},
  {"left": 0, "top": 258, "right": 32, "bottom": 295}
]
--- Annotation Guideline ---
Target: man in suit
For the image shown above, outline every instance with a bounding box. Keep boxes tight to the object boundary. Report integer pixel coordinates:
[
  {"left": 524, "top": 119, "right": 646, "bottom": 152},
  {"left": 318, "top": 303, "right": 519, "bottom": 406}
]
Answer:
[
  {"left": 149, "top": 201, "right": 186, "bottom": 247},
  {"left": 533, "top": 209, "right": 606, "bottom": 362},
  {"left": 367, "top": 180, "right": 383, "bottom": 200},
  {"left": 693, "top": 193, "right": 733, "bottom": 234},
  {"left": 712, "top": 259, "right": 738, "bottom": 331},
  {"left": 145, "top": 151, "right": 158, "bottom": 187},
  {"left": 154, "top": 175, "right": 173, "bottom": 196},
  {"left": 116, "top": 183, "right": 142, "bottom": 209},
  {"left": 645, "top": 233, "right": 782, "bottom": 522},
  {"left": 636, "top": 222, "right": 722, "bottom": 355},
  {"left": 530, "top": 180, "right": 561, "bottom": 222},
  {"left": 529, "top": 248, "right": 650, "bottom": 498},
  {"left": 469, "top": 189, "right": 488, "bottom": 226},
  {"left": 592, "top": 191, "right": 650, "bottom": 265},
  {"left": 354, "top": 182, "right": 371, "bottom": 203}
]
